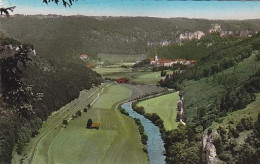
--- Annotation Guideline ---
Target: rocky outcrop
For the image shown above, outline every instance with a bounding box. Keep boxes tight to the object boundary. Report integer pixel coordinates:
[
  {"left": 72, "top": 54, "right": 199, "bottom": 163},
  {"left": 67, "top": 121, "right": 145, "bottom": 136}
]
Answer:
[
  {"left": 202, "top": 132, "right": 219, "bottom": 164},
  {"left": 177, "top": 91, "right": 186, "bottom": 125},
  {"left": 179, "top": 31, "right": 205, "bottom": 41}
]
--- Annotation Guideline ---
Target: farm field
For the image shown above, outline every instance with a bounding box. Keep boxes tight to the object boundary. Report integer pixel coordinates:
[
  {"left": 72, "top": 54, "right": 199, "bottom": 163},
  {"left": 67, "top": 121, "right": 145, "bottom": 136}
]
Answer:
[
  {"left": 12, "top": 85, "right": 106, "bottom": 164},
  {"left": 16, "top": 83, "right": 156, "bottom": 164},
  {"left": 94, "top": 67, "right": 169, "bottom": 85},
  {"left": 97, "top": 54, "right": 140, "bottom": 64},
  {"left": 132, "top": 71, "right": 164, "bottom": 84},
  {"left": 137, "top": 92, "right": 179, "bottom": 130}
]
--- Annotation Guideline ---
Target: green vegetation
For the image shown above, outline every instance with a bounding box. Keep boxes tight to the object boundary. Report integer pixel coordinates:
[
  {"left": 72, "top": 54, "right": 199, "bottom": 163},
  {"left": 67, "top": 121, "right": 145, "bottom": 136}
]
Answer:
[
  {"left": 1, "top": 16, "right": 260, "bottom": 57},
  {"left": 163, "top": 124, "right": 201, "bottom": 164},
  {"left": 151, "top": 33, "right": 243, "bottom": 60},
  {"left": 21, "top": 84, "right": 148, "bottom": 164},
  {"left": 94, "top": 66, "right": 164, "bottom": 84},
  {"left": 137, "top": 93, "right": 179, "bottom": 130},
  {"left": 205, "top": 93, "right": 260, "bottom": 163},
  {"left": 0, "top": 34, "right": 101, "bottom": 163},
  {"left": 158, "top": 33, "right": 260, "bottom": 163}
]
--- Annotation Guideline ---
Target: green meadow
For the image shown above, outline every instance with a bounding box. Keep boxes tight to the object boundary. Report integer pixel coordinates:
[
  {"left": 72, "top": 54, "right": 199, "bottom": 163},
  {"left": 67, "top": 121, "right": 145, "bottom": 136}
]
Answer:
[
  {"left": 94, "top": 67, "right": 172, "bottom": 85},
  {"left": 18, "top": 84, "right": 149, "bottom": 164},
  {"left": 137, "top": 92, "right": 179, "bottom": 130}
]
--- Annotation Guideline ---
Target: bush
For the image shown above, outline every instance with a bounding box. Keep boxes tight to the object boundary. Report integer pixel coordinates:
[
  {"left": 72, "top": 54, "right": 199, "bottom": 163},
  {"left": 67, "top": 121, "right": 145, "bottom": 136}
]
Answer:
[
  {"left": 87, "top": 119, "right": 92, "bottom": 128},
  {"left": 213, "top": 137, "right": 223, "bottom": 155},
  {"left": 141, "top": 133, "right": 148, "bottom": 145},
  {"left": 218, "top": 153, "right": 231, "bottom": 161},
  {"left": 207, "top": 128, "right": 212, "bottom": 135},
  {"left": 241, "top": 118, "right": 253, "bottom": 130},
  {"left": 120, "top": 108, "right": 129, "bottom": 116},
  {"left": 76, "top": 110, "right": 81, "bottom": 117},
  {"left": 83, "top": 108, "right": 87, "bottom": 112},
  {"left": 236, "top": 122, "right": 245, "bottom": 132},
  {"left": 63, "top": 120, "right": 68, "bottom": 126},
  {"left": 229, "top": 127, "right": 239, "bottom": 138}
]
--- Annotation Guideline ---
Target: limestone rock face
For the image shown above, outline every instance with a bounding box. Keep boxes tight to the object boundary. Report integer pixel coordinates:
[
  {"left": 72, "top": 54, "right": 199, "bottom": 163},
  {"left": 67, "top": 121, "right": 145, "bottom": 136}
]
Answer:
[{"left": 202, "top": 132, "right": 219, "bottom": 164}]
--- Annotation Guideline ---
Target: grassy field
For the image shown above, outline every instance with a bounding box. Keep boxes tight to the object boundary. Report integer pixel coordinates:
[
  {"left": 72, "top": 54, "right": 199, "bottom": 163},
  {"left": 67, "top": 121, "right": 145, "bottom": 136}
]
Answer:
[
  {"left": 97, "top": 54, "right": 140, "bottom": 64},
  {"left": 132, "top": 72, "right": 164, "bottom": 85},
  {"left": 12, "top": 85, "right": 105, "bottom": 164},
  {"left": 17, "top": 84, "right": 150, "bottom": 164},
  {"left": 137, "top": 92, "right": 179, "bottom": 130},
  {"left": 94, "top": 67, "right": 170, "bottom": 85}
]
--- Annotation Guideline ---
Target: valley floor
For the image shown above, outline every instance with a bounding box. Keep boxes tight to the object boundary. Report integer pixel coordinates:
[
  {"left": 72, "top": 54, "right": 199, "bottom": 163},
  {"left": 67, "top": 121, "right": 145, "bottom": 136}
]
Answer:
[{"left": 14, "top": 83, "right": 164, "bottom": 164}]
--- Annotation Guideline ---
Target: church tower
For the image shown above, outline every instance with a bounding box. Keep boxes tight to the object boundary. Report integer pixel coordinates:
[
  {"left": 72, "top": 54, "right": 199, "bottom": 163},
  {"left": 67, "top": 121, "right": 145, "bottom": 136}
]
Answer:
[{"left": 155, "top": 54, "right": 159, "bottom": 65}]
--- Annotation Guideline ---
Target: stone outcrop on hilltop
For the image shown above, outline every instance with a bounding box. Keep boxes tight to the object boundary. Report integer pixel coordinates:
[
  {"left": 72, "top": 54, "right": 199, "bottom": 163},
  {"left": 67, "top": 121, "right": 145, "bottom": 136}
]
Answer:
[
  {"left": 209, "top": 24, "right": 258, "bottom": 37},
  {"left": 179, "top": 31, "right": 205, "bottom": 41},
  {"left": 178, "top": 24, "right": 258, "bottom": 42}
]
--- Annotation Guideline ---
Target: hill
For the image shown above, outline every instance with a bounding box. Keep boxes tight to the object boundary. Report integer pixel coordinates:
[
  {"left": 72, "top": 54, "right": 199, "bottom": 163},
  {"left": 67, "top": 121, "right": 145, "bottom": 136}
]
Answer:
[
  {"left": 0, "top": 36, "right": 101, "bottom": 164},
  {"left": 159, "top": 34, "right": 260, "bottom": 163},
  {"left": 0, "top": 15, "right": 259, "bottom": 61}
]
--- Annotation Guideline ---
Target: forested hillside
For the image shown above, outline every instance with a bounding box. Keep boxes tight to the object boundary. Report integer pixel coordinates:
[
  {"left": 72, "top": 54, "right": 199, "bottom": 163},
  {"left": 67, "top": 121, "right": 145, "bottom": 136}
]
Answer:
[
  {"left": 151, "top": 33, "right": 246, "bottom": 60},
  {"left": 0, "top": 37, "right": 101, "bottom": 164},
  {"left": 160, "top": 34, "right": 260, "bottom": 163},
  {"left": 0, "top": 16, "right": 259, "bottom": 58}
]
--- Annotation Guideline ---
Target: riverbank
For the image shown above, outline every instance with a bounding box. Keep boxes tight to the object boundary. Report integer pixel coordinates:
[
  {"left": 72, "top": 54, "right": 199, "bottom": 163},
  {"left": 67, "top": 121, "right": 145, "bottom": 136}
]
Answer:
[{"left": 122, "top": 102, "right": 166, "bottom": 164}]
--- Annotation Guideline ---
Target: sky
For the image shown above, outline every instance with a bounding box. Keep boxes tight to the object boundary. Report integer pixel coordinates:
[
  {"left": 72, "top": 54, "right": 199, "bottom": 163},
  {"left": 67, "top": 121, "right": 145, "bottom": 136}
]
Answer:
[{"left": 0, "top": 0, "right": 260, "bottom": 20}]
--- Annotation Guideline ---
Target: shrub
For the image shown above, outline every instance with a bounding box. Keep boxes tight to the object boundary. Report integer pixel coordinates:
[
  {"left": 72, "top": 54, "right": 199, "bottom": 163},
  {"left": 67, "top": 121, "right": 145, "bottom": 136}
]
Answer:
[
  {"left": 241, "top": 118, "right": 253, "bottom": 130},
  {"left": 87, "top": 119, "right": 92, "bottom": 128},
  {"left": 236, "top": 122, "right": 245, "bottom": 132},
  {"left": 218, "top": 153, "right": 231, "bottom": 162},
  {"left": 207, "top": 128, "right": 212, "bottom": 135},
  {"left": 213, "top": 137, "right": 223, "bottom": 155},
  {"left": 76, "top": 110, "right": 81, "bottom": 117},
  {"left": 120, "top": 108, "right": 129, "bottom": 116},
  {"left": 229, "top": 127, "right": 239, "bottom": 138},
  {"left": 141, "top": 133, "right": 148, "bottom": 145},
  {"left": 83, "top": 108, "right": 87, "bottom": 112},
  {"left": 63, "top": 120, "right": 68, "bottom": 126}
]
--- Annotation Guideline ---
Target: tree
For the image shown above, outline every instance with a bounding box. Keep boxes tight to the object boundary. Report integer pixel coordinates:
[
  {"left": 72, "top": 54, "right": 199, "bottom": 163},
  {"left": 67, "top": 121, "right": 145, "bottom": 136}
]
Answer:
[
  {"left": 83, "top": 108, "right": 87, "bottom": 112},
  {"left": 0, "top": 0, "right": 76, "bottom": 18},
  {"left": 0, "top": 6, "right": 16, "bottom": 18},
  {"left": 1, "top": 45, "right": 37, "bottom": 118},
  {"left": 43, "top": 0, "right": 76, "bottom": 7},
  {"left": 63, "top": 120, "right": 68, "bottom": 126},
  {"left": 87, "top": 119, "right": 92, "bottom": 128},
  {"left": 76, "top": 110, "right": 81, "bottom": 117}
]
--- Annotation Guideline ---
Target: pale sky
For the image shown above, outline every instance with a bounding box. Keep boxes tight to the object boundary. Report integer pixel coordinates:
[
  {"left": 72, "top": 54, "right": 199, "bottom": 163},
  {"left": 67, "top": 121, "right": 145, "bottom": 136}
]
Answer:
[{"left": 1, "top": 0, "right": 260, "bottom": 20}]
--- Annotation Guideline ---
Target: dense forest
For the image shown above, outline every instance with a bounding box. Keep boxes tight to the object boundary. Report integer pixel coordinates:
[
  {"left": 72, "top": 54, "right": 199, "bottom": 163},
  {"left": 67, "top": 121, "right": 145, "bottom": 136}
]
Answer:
[
  {"left": 159, "top": 33, "right": 260, "bottom": 163},
  {"left": 0, "top": 16, "right": 259, "bottom": 57},
  {"left": 0, "top": 37, "right": 101, "bottom": 164}
]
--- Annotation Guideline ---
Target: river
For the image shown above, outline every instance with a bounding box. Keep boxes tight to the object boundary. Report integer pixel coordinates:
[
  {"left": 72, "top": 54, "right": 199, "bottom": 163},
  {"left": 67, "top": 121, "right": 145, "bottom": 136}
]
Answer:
[{"left": 121, "top": 102, "right": 166, "bottom": 164}]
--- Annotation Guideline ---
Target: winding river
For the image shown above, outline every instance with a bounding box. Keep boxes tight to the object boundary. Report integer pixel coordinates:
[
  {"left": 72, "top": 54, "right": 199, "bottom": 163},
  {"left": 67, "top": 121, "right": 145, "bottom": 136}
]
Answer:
[{"left": 121, "top": 102, "right": 166, "bottom": 164}]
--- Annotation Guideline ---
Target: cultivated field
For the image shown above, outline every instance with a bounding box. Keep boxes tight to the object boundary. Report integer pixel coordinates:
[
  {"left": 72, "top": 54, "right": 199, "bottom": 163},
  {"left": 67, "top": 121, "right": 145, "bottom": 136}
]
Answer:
[
  {"left": 13, "top": 85, "right": 105, "bottom": 164},
  {"left": 17, "top": 84, "right": 154, "bottom": 164},
  {"left": 94, "top": 67, "right": 168, "bottom": 85},
  {"left": 137, "top": 93, "right": 179, "bottom": 130}
]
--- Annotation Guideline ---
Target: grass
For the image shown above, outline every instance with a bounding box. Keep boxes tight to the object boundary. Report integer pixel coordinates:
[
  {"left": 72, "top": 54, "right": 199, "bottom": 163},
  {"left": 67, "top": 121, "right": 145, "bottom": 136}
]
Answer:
[
  {"left": 132, "top": 71, "right": 172, "bottom": 85},
  {"left": 97, "top": 54, "right": 140, "bottom": 63},
  {"left": 12, "top": 85, "right": 105, "bottom": 164},
  {"left": 94, "top": 67, "right": 172, "bottom": 85},
  {"left": 20, "top": 84, "right": 149, "bottom": 164},
  {"left": 137, "top": 92, "right": 179, "bottom": 130}
]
